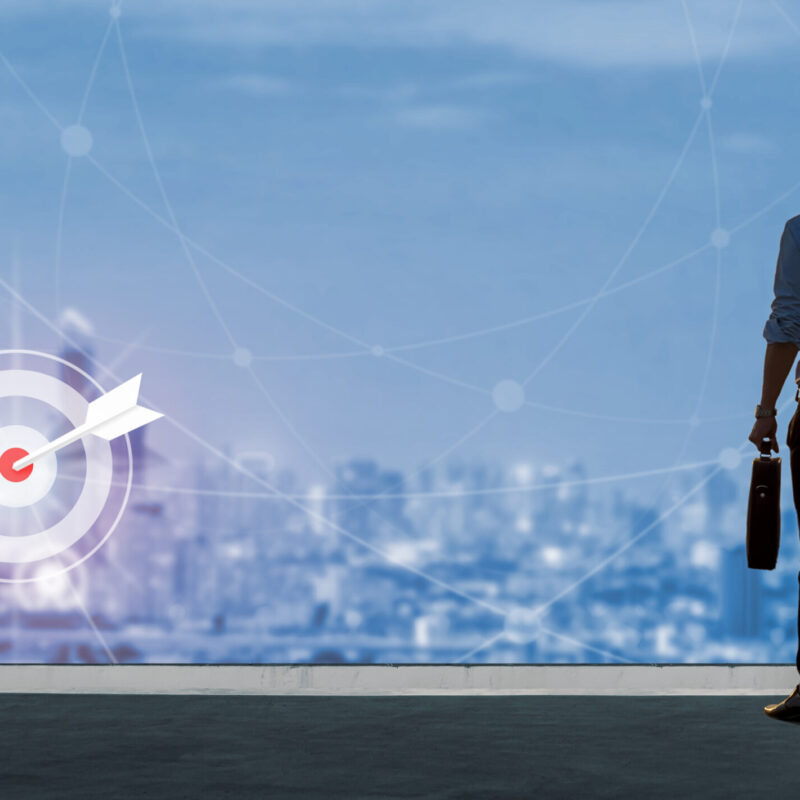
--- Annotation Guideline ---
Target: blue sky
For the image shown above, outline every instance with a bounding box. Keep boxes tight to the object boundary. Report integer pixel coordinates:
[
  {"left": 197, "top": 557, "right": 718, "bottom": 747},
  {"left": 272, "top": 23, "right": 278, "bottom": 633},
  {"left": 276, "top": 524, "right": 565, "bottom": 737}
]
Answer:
[{"left": 1, "top": 0, "right": 799, "bottom": 507}]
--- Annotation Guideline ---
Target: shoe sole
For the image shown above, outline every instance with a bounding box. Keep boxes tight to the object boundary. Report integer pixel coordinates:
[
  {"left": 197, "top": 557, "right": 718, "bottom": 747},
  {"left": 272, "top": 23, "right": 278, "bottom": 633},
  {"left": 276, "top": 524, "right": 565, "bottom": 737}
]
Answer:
[{"left": 764, "top": 708, "right": 800, "bottom": 722}]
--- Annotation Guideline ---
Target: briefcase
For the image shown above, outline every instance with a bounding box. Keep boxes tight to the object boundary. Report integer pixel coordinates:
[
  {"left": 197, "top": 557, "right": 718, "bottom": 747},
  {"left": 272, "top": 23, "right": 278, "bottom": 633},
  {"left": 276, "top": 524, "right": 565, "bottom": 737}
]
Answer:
[{"left": 746, "top": 437, "right": 781, "bottom": 570}]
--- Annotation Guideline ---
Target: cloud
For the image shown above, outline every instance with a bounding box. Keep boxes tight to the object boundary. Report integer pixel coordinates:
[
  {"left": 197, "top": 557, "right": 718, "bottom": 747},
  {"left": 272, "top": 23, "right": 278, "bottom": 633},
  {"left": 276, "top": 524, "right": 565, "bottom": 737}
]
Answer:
[
  {"left": 392, "top": 104, "right": 485, "bottom": 130},
  {"left": 335, "top": 70, "right": 539, "bottom": 105},
  {"left": 78, "top": 0, "right": 798, "bottom": 70},
  {"left": 446, "top": 71, "right": 543, "bottom": 90},
  {"left": 335, "top": 82, "right": 419, "bottom": 103},
  {"left": 210, "top": 73, "right": 295, "bottom": 96},
  {"left": 718, "top": 131, "right": 780, "bottom": 156}
]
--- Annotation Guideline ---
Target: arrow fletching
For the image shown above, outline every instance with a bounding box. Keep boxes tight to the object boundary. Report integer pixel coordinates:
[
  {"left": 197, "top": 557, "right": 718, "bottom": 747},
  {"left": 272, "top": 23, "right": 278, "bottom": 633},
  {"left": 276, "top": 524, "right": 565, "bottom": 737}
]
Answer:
[
  {"left": 85, "top": 373, "right": 164, "bottom": 440},
  {"left": 90, "top": 404, "right": 163, "bottom": 441}
]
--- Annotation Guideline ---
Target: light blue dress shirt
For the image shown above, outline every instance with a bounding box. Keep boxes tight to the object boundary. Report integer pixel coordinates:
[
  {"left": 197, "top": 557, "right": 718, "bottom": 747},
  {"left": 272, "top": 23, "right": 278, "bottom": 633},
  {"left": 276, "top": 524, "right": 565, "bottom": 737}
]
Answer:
[{"left": 763, "top": 215, "right": 800, "bottom": 384}]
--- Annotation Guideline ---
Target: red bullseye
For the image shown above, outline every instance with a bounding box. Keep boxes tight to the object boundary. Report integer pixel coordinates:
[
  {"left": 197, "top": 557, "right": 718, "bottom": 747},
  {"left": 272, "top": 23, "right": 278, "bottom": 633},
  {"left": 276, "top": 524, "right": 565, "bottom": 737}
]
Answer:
[{"left": 0, "top": 448, "right": 33, "bottom": 483}]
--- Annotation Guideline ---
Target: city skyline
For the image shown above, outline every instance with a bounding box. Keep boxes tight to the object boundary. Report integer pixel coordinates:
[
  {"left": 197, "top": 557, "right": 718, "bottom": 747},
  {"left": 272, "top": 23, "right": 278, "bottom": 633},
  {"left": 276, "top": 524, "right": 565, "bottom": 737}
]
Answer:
[{"left": 0, "top": 1, "right": 796, "bottom": 665}]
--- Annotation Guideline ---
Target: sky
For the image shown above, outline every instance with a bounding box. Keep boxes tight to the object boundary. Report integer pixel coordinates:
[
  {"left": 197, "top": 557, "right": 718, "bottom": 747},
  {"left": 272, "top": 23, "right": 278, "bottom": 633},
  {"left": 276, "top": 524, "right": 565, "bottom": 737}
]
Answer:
[{"left": 0, "top": 0, "right": 799, "bottom": 511}]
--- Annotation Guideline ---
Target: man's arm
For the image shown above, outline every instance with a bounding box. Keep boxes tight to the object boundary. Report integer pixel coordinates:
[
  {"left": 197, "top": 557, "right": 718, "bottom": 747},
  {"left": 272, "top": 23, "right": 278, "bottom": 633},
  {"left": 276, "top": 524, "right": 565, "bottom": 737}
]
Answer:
[{"left": 760, "top": 341, "right": 798, "bottom": 409}]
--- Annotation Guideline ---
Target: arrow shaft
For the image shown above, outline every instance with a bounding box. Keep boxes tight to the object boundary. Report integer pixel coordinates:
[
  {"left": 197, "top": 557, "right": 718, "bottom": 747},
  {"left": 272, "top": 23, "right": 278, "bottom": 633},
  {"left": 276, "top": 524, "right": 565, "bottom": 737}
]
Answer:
[{"left": 13, "top": 409, "right": 129, "bottom": 471}]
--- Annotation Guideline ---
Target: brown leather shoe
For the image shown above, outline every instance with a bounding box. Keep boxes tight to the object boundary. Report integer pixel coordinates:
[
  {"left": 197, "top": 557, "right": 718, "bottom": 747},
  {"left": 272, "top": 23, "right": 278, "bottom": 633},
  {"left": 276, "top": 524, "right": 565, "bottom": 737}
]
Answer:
[{"left": 765, "top": 684, "right": 800, "bottom": 722}]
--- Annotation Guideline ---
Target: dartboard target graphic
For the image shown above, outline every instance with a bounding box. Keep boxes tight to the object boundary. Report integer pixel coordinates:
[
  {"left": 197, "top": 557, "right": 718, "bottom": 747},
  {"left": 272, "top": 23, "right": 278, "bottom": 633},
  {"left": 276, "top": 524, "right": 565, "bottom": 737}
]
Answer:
[{"left": 0, "top": 350, "right": 138, "bottom": 583}]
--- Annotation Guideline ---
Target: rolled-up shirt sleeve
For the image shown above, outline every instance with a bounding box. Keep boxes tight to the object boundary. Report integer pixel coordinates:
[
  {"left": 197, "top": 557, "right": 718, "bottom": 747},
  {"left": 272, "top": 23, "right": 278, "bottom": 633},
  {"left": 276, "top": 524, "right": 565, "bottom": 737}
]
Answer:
[{"left": 763, "top": 218, "right": 800, "bottom": 347}]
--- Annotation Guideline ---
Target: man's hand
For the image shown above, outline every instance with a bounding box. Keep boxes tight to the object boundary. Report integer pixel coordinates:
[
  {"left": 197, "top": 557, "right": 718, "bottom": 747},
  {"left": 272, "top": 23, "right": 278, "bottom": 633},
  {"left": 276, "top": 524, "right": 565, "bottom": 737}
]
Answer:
[{"left": 749, "top": 417, "right": 778, "bottom": 453}]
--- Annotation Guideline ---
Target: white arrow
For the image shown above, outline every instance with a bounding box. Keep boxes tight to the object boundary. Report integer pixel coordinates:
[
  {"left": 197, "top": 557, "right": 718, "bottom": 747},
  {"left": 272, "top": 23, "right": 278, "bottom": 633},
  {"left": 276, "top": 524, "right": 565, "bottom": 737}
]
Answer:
[{"left": 13, "top": 374, "right": 164, "bottom": 471}]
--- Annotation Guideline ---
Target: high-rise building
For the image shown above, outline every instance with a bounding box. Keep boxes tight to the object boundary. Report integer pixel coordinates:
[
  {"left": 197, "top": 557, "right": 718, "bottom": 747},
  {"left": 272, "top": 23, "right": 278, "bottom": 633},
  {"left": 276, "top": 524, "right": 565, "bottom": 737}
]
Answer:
[
  {"left": 57, "top": 308, "right": 95, "bottom": 398},
  {"left": 720, "top": 544, "right": 763, "bottom": 639}
]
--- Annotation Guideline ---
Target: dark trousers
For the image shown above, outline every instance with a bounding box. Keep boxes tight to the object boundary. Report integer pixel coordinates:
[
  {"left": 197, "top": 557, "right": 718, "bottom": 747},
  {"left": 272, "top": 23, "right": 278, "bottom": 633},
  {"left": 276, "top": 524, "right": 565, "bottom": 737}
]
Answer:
[{"left": 788, "top": 401, "right": 800, "bottom": 675}]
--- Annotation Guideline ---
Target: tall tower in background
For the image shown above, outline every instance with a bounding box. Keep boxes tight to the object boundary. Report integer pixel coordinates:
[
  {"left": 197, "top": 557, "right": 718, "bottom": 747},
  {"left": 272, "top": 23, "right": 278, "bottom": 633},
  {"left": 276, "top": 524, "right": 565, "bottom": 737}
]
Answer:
[
  {"left": 55, "top": 308, "right": 170, "bottom": 621},
  {"left": 57, "top": 307, "right": 95, "bottom": 399},
  {"left": 56, "top": 307, "right": 164, "bottom": 483}
]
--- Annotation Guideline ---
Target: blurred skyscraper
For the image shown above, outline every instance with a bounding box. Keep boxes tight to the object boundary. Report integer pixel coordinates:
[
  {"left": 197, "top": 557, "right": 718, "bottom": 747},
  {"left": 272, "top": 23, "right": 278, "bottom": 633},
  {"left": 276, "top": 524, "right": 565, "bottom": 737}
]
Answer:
[
  {"left": 57, "top": 308, "right": 95, "bottom": 399},
  {"left": 720, "top": 544, "right": 763, "bottom": 639}
]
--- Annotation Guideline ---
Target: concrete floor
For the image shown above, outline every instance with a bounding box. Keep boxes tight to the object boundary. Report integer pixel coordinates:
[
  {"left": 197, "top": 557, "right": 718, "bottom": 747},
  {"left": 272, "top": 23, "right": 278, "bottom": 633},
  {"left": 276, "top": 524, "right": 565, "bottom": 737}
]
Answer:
[{"left": 0, "top": 694, "right": 795, "bottom": 798}]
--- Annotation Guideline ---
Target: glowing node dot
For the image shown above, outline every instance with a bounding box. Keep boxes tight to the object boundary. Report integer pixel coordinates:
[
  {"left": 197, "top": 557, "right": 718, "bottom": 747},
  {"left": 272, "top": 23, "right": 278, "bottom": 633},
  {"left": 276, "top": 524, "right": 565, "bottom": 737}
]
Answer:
[
  {"left": 0, "top": 448, "right": 32, "bottom": 483},
  {"left": 232, "top": 347, "right": 252, "bottom": 368},
  {"left": 688, "top": 414, "right": 701, "bottom": 427},
  {"left": 718, "top": 447, "right": 742, "bottom": 471},
  {"left": 60, "top": 125, "right": 93, "bottom": 157},
  {"left": 109, "top": 3, "right": 121, "bottom": 18},
  {"left": 493, "top": 379, "right": 525, "bottom": 412},
  {"left": 710, "top": 228, "right": 730, "bottom": 249},
  {"left": 700, "top": 96, "right": 712, "bottom": 110},
  {"left": 371, "top": 345, "right": 384, "bottom": 357}
]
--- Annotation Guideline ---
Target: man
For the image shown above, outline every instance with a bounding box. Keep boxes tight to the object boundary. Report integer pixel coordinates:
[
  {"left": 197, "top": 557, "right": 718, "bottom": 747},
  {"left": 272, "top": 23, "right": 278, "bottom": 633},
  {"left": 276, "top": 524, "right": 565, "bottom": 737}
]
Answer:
[{"left": 752, "top": 215, "right": 800, "bottom": 721}]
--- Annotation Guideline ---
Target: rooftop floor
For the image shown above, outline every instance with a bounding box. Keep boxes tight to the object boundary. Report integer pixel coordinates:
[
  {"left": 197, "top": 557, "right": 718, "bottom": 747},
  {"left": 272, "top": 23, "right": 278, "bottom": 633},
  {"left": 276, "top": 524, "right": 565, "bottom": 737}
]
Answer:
[{"left": 0, "top": 665, "right": 795, "bottom": 798}]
